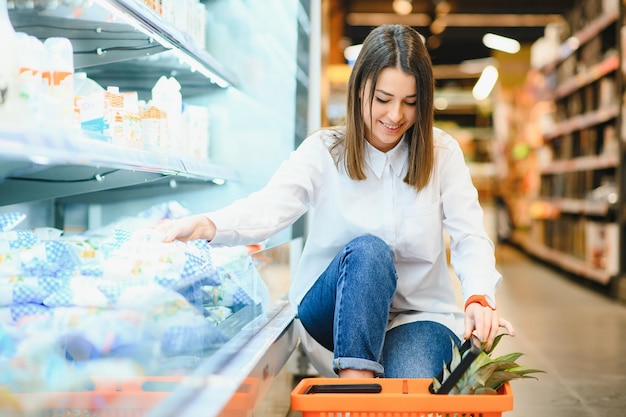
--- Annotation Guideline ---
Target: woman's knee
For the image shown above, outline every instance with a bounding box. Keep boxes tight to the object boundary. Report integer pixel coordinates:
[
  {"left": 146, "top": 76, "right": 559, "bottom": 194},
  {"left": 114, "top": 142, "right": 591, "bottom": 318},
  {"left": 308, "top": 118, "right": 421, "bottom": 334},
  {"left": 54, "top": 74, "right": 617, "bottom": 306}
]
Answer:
[
  {"left": 343, "top": 235, "right": 396, "bottom": 290},
  {"left": 347, "top": 234, "right": 394, "bottom": 263},
  {"left": 382, "top": 321, "right": 460, "bottom": 378}
]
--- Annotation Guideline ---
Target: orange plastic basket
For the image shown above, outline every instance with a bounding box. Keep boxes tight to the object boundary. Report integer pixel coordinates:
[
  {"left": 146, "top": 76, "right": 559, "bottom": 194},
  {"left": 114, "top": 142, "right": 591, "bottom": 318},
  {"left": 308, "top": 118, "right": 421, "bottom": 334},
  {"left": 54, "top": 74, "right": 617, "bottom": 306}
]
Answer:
[{"left": 290, "top": 378, "right": 514, "bottom": 417}]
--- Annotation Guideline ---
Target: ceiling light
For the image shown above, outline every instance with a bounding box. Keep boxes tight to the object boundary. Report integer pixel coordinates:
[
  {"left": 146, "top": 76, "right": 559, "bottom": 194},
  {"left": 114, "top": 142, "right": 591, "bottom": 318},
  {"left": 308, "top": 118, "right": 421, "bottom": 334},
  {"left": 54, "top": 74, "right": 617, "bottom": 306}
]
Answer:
[
  {"left": 392, "top": 0, "right": 413, "bottom": 16},
  {"left": 472, "top": 65, "right": 498, "bottom": 101},
  {"left": 482, "top": 33, "right": 520, "bottom": 54}
]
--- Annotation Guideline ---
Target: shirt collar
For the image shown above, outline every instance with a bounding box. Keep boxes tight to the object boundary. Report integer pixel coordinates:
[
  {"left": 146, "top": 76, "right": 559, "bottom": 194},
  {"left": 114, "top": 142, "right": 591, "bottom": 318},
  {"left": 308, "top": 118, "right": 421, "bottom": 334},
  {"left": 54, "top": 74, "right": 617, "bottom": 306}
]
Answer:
[{"left": 365, "top": 136, "right": 408, "bottom": 179}]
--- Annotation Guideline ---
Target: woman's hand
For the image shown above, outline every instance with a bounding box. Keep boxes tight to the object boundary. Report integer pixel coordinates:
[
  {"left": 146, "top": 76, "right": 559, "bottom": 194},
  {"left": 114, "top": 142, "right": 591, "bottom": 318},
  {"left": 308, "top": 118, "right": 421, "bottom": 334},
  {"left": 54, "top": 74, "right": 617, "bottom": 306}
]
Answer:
[
  {"left": 464, "top": 303, "right": 515, "bottom": 350},
  {"left": 154, "top": 214, "right": 217, "bottom": 243}
]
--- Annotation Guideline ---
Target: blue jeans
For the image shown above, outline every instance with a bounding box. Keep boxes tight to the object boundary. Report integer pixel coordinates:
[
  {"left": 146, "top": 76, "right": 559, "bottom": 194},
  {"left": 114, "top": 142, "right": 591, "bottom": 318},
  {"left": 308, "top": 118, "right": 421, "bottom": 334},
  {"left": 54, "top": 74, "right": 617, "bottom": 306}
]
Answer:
[{"left": 297, "top": 235, "right": 460, "bottom": 378}]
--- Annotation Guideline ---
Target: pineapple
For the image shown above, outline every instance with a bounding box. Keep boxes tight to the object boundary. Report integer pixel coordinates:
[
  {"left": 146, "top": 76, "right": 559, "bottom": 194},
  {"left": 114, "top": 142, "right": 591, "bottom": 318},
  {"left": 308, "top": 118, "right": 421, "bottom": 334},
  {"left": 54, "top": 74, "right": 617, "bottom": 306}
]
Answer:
[{"left": 431, "top": 333, "right": 545, "bottom": 395}]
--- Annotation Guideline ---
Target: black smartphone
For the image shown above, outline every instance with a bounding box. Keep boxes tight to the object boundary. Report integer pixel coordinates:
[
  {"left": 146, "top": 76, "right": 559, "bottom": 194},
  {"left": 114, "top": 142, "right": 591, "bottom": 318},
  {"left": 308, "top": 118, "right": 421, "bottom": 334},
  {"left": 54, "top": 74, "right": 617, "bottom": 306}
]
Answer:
[
  {"left": 304, "top": 383, "right": 383, "bottom": 394},
  {"left": 429, "top": 335, "right": 482, "bottom": 394}
]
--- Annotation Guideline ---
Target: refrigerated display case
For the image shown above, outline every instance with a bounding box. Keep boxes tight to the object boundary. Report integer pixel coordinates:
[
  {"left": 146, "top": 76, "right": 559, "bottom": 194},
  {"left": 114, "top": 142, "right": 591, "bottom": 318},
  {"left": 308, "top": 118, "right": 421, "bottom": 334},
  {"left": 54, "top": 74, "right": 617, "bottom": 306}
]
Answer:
[{"left": 0, "top": 0, "right": 317, "bottom": 415}]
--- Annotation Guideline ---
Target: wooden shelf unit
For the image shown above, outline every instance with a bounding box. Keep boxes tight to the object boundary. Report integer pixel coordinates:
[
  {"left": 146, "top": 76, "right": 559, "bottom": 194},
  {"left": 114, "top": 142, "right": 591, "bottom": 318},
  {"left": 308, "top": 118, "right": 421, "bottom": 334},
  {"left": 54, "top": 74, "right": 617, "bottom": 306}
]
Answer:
[{"left": 518, "top": 0, "right": 624, "bottom": 293}]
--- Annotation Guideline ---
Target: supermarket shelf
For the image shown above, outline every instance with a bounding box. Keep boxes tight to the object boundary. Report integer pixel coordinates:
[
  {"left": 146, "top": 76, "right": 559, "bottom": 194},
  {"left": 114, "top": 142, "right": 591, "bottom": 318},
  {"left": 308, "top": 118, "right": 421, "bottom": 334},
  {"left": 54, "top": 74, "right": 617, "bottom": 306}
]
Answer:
[
  {"left": 538, "top": 154, "right": 619, "bottom": 174},
  {"left": 534, "top": 197, "right": 612, "bottom": 216},
  {"left": 0, "top": 124, "right": 236, "bottom": 206},
  {"left": 8, "top": 0, "right": 238, "bottom": 89},
  {"left": 9, "top": 12, "right": 167, "bottom": 68},
  {"left": 528, "top": 2, "right": 623, "bottom": 292},
  {"left": 81, "top": 55, "right": 224, "bottom": 100},
  {"left": 541, "top": 8, "right": 620, "bottom": 72},
  {"left": 1, "top": 1, "right": 309, "bottom": 416},
  {"left": 510, "top": 230, "right": 612, "bottom": 285},
  {"left": 543, "top": 104, "right": 620, "bottom": 141},
  {"left": 102, "top": 0, "right": 239, "bottom": 87},
  {"left": 551, "top": 54, "right": 619, "bottom": 100}
]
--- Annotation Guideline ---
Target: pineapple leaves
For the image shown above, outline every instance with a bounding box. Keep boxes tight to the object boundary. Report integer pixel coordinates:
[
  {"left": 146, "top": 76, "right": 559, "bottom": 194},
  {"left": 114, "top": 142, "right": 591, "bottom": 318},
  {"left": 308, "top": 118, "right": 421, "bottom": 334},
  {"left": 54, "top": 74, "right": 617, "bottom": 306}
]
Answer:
[
  {"left": 493, "top": 352, "right": 523, "bottom": 364},
  {"left": 506, "top": 365, "right": 547, "bottom": 377},
  {"left": 473, "top": 362, "right": 498, "bottom": 387},
  {"left": 486, "top": 370, "right": 523, "bottom": 390},
  {"left": 482, "top": 332, "right": 507, "bottom": 355},
  {"left": 450, "top": 338, "right": 462, "bottom": 371},
  {"left": 432, "top": 375, "right": 442, "bottom": 392},
  {"left": 433, "top": 332, "right": 545, "bottom": 395},
  {"left": 442, "top": 360, "right": 451, "bottom": 381},
  {"left": 474, "top": 386, "right": 498, "bottom": 395}
]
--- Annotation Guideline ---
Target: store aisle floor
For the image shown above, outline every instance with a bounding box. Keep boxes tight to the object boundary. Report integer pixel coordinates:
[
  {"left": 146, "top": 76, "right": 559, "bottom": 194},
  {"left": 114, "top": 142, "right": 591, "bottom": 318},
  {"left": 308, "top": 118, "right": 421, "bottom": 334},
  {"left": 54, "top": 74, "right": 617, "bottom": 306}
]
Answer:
[
  {"left": 490, "top": 243, "right": 626, "bottom": 416},
  {"left": 282, "top": 243, "right": 626, "bottom": 417}
]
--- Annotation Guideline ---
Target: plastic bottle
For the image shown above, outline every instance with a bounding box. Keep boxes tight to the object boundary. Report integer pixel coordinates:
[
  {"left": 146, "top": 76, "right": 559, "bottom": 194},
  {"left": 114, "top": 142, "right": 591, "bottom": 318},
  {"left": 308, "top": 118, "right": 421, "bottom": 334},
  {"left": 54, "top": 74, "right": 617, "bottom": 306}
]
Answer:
[
  {"left": 42, "top": 37, "right": 75, "bottom": 128},
  {"left": 73, "top": 72, "right": 103, "bottom": 99},
  {"left": 0, "top": 0, "right": 20, "bottom": 123},
  {"left": 15, "top": 33, "right": 44, "bottom": 121}
]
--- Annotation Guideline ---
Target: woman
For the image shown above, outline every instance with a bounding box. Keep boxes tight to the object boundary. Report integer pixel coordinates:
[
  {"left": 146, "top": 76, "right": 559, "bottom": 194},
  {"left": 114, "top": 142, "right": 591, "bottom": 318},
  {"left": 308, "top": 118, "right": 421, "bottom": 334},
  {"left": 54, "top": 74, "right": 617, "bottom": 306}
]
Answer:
[{"left": 157, "top": 24, "right": 514, "bottom": 378}]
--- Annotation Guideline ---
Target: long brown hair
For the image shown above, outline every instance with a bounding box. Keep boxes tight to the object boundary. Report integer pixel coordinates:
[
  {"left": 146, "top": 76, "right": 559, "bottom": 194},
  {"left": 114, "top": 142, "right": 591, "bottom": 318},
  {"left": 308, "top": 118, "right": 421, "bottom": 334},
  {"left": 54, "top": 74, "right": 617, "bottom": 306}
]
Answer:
[{"left": 331, "top": 24, "right": 435, "bottom": 191}]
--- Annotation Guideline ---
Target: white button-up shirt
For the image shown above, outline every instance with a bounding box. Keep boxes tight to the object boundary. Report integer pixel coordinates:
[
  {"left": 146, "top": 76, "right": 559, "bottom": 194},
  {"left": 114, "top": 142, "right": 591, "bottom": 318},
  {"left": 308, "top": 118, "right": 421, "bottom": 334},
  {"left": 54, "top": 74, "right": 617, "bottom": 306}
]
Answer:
[{"left": 208, "top": 127, "right": 501, "bottom": 338}]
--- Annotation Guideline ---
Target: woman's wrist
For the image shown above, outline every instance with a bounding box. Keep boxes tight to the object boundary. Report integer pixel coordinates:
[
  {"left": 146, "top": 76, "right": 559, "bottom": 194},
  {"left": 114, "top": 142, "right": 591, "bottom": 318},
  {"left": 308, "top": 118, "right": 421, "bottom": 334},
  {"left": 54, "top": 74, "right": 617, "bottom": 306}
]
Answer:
[
  {"left": 464, "top": 295, "right": 496, "bottom": 311},
  {"left": 198, "top": 215, "right": 217, "bottom": 241}
]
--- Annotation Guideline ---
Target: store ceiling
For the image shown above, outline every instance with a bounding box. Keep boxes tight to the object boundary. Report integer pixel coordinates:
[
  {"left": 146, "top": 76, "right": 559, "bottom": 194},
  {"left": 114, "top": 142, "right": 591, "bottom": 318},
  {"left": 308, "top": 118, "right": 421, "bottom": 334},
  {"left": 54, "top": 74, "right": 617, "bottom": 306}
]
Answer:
[{"left": 338, "top": 0, "right": 575, "bottom": 70}]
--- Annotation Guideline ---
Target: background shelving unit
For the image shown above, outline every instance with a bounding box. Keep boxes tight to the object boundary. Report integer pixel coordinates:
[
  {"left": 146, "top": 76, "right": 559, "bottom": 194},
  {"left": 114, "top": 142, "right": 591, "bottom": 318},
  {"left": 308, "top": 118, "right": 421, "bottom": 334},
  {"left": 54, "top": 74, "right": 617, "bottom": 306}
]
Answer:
[{"left": 511, "top": 0, "right": 625, "bottom": 298}]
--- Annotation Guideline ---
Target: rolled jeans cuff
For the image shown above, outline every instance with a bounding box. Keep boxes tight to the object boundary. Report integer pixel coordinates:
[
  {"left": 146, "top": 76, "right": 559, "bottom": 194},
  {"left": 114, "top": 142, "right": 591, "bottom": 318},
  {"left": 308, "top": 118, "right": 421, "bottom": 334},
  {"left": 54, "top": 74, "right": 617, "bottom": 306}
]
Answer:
[{"left": 334, "top": 357, "right": 384, "bottom": 377}]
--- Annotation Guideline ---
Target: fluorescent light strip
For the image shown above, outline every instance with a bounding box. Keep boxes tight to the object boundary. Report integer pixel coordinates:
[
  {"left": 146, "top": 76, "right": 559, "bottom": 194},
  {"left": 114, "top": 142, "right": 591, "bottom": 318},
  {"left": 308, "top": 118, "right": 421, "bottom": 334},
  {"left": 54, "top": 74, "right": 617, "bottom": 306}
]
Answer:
[
  {"left": 472, "top": 65, "right": 498, "bottom": 101},
  {"left": 482, "top": 33, "right": 520, "bottom": 54}
]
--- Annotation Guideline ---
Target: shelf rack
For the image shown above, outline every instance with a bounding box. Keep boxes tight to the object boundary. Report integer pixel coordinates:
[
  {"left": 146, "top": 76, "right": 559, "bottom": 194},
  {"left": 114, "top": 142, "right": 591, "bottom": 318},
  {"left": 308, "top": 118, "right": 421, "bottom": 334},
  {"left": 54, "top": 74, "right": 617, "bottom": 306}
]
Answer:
[
  {"left": 0, "top": 123, "right": 237, "bottom": 206},
  {"left": 2, "top": 0, "right": 242, "bottom": 206},
  {"left": 513, "top": 1, "right": 624, "bottom": 292},
  {"left": 9, "top": 0, "right": 239, "bottom": 95}
]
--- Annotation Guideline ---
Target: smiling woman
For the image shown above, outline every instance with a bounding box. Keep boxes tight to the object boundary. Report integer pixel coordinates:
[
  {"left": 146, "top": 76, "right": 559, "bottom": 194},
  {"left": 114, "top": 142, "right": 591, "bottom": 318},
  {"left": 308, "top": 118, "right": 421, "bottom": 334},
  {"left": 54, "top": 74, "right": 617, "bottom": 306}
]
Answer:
[
  {"left": 158, "top": 23, "right": 513, "bottom": 380},
  {"left": 361, "top": 67, "right": 417, "bottom": 152}
]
